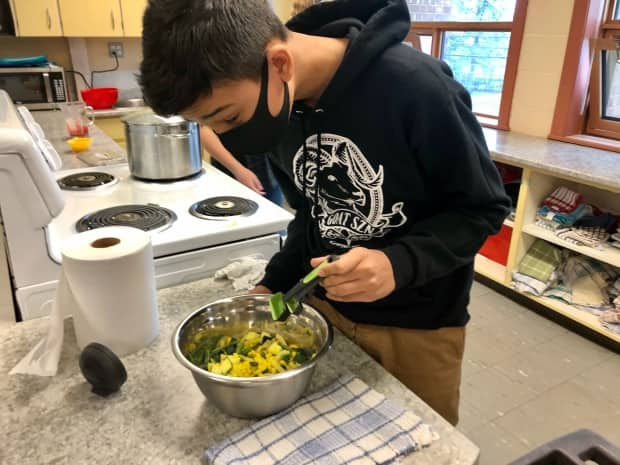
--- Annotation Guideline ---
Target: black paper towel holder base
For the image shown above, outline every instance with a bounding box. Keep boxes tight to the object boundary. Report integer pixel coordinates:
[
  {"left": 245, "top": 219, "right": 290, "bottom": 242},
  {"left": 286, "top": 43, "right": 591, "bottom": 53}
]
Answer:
[{"left": 79, "top": 342, "right": 127, "bottom": 397}]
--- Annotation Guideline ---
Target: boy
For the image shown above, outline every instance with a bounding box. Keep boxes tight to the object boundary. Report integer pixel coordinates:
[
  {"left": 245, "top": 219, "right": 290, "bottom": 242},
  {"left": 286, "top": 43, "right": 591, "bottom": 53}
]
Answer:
[{"left": 140, "top": 0, "right": 510, "bottom": 425}]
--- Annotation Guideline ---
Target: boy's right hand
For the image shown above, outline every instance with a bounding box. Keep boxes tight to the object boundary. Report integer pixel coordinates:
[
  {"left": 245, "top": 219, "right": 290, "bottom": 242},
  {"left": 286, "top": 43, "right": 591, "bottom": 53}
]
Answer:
[{"left": 250, "top": 285, "right": 272, "bottom": 294}]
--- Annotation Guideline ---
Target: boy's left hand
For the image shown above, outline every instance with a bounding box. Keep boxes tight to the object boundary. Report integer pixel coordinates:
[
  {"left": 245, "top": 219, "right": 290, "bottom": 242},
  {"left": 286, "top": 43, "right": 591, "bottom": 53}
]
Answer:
[{"left": 311, "top": 248, "right": 395, "bottom": 302}]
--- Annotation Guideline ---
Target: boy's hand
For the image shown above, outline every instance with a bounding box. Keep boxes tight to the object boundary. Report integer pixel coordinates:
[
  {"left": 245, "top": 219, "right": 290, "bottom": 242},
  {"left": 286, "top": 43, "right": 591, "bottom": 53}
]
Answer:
[
  {"left": 311, "top": 248, "right": 395, "bottom": 302},
  {"left": 250, "top": 285, "right": 272, "bottom": 294},
  {"left": 232, "top": 166, "right": 265, "bottom": 196}
]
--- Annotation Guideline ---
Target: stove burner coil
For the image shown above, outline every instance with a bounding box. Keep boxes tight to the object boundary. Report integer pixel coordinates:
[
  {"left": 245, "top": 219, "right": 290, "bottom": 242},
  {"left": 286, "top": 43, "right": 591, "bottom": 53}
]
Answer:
[
  {"left": 58, "top": 172, "right": 118, "bottom": 191},
  {"left": 76, "top": 204, "right": 177, "bottom": 232},
  {"left": 189, "top": 196, "right": 258, "bottom": 220}
]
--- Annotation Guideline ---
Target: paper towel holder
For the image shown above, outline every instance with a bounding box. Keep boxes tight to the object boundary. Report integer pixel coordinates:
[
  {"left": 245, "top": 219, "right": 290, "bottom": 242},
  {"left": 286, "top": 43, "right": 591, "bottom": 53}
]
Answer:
[{"left": 79, "top": 342, "right": 127, "bottom": 397}]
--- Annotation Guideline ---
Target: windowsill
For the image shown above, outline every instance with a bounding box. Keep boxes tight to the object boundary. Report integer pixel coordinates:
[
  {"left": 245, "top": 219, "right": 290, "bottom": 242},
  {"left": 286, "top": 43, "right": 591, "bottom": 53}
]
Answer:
[{"left": 548, "top": 133, "right": 620, "bottom": 154}]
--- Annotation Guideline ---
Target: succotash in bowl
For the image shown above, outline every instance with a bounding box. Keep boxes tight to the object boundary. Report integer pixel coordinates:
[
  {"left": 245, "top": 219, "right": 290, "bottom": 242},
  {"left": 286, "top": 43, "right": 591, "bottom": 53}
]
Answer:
[{"left": 172, "top": 294, "right": 333, "bottom": 418}]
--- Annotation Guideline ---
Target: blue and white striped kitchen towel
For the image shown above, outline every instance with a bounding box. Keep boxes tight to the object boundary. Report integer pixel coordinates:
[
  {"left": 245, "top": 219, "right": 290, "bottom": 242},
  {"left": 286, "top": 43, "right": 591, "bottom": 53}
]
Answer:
[{"left": 204, "top": 375, "right": 438, "bottom": 465}]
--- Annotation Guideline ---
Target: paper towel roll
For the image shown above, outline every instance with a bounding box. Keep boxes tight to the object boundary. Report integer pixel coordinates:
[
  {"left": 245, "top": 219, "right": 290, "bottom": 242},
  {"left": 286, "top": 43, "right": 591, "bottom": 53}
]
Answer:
[{"left": 61, "top": 226, "right": 159, "bottom": 356}]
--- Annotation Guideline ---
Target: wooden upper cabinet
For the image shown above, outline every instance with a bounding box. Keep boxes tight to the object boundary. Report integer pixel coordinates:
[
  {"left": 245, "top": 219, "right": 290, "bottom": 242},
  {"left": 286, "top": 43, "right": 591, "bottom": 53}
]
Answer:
[
  {"left": 12, "top": 0, "right": 63, "bottom": 36},
  {"left": 121, "top": 0, "right": 148, "bottom": 37},
  {"left": 58, "top": 0, "right": 123, "bottom": 37}
]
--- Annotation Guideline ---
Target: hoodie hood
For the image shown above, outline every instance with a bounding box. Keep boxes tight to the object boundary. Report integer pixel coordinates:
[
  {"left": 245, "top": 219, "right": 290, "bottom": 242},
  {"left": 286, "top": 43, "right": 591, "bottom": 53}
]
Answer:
[{"left": 287, "top": 0, "right": 411, "bottom": 107}]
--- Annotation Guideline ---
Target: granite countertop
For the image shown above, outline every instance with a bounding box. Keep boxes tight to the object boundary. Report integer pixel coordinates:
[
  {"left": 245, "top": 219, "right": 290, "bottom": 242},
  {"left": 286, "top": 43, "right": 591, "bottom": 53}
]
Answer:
[
  {"left": 484, "top": 128, "right": 620, "bottom": 193},
  {"left": 0, "top": 276, "right": 479, "bottom": 465},
  {"left": 31, "top": 110, "right": 127, "bottom": 171}
]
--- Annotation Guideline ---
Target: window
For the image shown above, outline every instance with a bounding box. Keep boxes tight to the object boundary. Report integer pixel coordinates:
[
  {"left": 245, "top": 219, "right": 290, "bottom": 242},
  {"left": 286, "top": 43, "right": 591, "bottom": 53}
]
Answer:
[
  {"left": 405, "top": 0, "right": 528, "bottom": 129},
  {"left": 585, "top": 3, "right": 620, "bottom": 141},
  {"left": 550, "top": 0, "right": 620, "bottom": 152}
]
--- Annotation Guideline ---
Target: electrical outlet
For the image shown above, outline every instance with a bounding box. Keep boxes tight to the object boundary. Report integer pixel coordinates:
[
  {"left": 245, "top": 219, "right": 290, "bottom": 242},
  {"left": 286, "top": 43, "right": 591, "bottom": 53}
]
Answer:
[{"left": 108, "top": 42, "right": 124, "bottom": 58}]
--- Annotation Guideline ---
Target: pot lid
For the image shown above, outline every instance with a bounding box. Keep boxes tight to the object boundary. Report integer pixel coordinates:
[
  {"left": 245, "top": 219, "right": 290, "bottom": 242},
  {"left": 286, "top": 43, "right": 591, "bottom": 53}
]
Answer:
[{"left": 122, "top": 109, "right": 189, "bottom": 126}]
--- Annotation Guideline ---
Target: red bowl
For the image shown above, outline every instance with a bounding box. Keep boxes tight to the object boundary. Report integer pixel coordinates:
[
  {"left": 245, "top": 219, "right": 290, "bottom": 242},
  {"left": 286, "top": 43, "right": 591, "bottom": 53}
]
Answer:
[{"left": 81, "top": 87, "right": 119, "bottom": 110}]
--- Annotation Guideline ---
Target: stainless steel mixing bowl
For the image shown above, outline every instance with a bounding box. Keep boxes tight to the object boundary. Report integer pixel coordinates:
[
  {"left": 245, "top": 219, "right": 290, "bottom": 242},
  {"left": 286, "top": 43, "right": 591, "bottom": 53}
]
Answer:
[{"left": 172, "top": 294, "right": 333, "bottom": 418}]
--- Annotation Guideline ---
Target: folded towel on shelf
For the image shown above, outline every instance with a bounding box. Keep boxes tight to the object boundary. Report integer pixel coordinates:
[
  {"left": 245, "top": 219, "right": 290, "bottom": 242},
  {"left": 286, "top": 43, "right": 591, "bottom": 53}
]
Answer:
[
  {"left": 562, "top": 255, "right": 619, "bottom": 289},
  {"left": 518, "top": 240, "right": 563, "bottom": 283},
  {"left": 204, "top": 376, "right": 438, "bottom": 465},
  {"left": 601, "top": 322, "right": 620, "bottom": 335},
  {"left": 601, "top": 311, "right": 620, "bottom": 323},
  {"left": 542, "top": 256, "right": 620, "bottom": 308},
  {"left": 560, "top": 255, "right": 619, "bottom": 307},
  {"left": 600, "top": 308, "right": 620, "bottom": 335},
  {"left": 556, "top": 227, "right": 610, "bottom": 248},
  {"left": 571, "top": 276, "right": 609, "bottom": 307},
  {"left": 537, "top": 204, "right": 592, "bottom": 227},
  {"left": 609, "top": 278, "right": 620, "bottom": 297},
  {"left": 542, "top": 187, "right": 583, "bottom": 213},
  {"left": 536, "top": 218, "right": 564, "bottom": 231},
  {"left": 574, "top": 304, "right": 613, "bottom": 315},
  {"left": 512, "top": 271, "right": 555, "bottom": 296},
  {"left": 543, "top": 284, "right": 614, "bottom": 315},
  {"left": 575, "top": 212, "right": 618, "bottom": 232},
  {"left": 543, "top": 284, "right": 573, "bottom": 304}
]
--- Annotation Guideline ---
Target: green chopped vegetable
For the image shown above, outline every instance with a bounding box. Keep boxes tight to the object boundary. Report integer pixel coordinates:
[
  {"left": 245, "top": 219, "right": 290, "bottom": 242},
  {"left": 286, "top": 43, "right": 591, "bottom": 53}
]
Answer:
[{"left": 184, "top": 330, "right": 317, "bottom": 377}]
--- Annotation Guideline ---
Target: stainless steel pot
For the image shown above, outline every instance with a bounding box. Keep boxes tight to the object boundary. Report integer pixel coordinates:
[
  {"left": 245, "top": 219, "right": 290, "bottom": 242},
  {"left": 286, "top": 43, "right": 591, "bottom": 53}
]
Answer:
[
  {"left": 122, "top": 110, "right": 202, "bottom": 180},
  {"left": 172, "top": 294, "right": 333, "bottom": 418}
]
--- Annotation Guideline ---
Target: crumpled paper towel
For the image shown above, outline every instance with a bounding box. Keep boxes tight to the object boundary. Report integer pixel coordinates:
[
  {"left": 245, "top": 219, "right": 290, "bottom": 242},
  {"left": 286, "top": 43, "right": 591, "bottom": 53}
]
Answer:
[
  {"left": 9, "top": 274, "right": 71, "bottom": 376},
  {"left": 213, "top": 255, "right": 268, "bottom": 291}
]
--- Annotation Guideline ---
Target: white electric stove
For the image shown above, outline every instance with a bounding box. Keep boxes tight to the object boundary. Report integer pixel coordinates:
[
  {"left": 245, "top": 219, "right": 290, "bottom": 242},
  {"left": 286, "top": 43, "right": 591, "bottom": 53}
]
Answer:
[{"left": 0, "top": 90, "right": 293, "bottom": 321}]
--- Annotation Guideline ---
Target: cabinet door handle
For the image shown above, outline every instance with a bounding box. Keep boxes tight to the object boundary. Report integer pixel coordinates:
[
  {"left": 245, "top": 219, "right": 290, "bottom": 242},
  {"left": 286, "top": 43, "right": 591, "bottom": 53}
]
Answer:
[
  {"left": 46, "top": 8, "right": 52, "bottom": 29},
  {"left": 110, "top": 11, "right": 116, "bottom": 30}
]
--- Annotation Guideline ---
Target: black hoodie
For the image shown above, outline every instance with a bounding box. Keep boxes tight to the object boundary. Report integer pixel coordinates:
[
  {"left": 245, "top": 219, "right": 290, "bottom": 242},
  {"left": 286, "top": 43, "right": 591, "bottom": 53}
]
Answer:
[{"left": 259, "top": 0, "right": 510, "bottom": 329}]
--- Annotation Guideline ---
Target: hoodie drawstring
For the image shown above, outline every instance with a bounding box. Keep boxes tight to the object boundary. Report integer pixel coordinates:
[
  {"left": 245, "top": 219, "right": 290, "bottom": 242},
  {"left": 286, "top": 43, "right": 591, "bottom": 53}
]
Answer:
[
  {"left": 314, "top": 108, "right": 325, "bottom": 219},
  {"left": 297, "top": 110, "right": 310, "bottom": 209},
  {"left": 297, "top": 109, "right": 310, "bottom": 262},
  {"left": 296, "top": 107, "right": 328, "bottom": 265}
]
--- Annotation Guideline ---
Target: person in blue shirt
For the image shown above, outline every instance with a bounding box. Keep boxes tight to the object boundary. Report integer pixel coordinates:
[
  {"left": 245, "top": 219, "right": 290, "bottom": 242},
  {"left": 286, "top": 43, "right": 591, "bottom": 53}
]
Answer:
[{"left": 200, "top": 126, "right": 283, "bottom": 206}]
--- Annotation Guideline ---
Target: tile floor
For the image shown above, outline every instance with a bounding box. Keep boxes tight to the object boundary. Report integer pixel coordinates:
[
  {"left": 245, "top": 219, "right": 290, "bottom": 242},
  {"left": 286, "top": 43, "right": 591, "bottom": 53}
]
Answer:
[{"left": 460, "top": 280, "right": 620, "bottom": 465}]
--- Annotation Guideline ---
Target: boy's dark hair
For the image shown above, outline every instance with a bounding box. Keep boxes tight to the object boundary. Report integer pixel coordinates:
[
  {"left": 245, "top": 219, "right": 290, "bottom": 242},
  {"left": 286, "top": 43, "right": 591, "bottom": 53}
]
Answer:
[{"left": 140, "top": 0, "right": 287, "bottom": 116}]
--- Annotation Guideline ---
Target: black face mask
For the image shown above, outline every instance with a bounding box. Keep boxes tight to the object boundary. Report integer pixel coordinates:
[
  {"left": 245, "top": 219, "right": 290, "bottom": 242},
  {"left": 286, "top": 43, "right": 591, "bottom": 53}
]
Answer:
[{"left": 218, "top": 61, "right": 291, "bottom": 156}]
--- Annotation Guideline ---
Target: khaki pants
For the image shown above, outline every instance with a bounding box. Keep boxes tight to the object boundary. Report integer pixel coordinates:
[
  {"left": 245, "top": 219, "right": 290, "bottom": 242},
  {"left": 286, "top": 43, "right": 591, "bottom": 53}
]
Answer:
[{"left": 308, "top": 296, "right": 465, "bottom": 426}]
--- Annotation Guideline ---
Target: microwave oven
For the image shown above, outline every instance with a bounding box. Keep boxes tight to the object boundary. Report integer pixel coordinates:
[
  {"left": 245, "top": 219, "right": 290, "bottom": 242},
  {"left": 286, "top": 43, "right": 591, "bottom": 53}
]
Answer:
[{"left": 0, "top": 65, "right": 67, "bottom": 110}]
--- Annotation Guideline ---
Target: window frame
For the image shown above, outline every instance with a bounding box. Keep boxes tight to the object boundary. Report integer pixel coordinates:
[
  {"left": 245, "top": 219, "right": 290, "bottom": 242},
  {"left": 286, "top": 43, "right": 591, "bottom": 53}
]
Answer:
[
  {"left": 585, "top": 33, "right": 620, "bottom": 139},
  {"left": 549, "top": 0, "right": 620, "bottom": 153},
  {"left": 405, "top": 0, "right": 529, "bottom": 130},
  {"left": 583, "top": 3, "right": 620, "bottom": 142}
]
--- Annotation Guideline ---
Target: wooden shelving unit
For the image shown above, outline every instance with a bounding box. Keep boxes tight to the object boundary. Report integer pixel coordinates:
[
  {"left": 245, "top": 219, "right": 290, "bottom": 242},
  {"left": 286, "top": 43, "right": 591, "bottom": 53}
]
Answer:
[
  {"left": 474, "top": 255, "right": 507, "bottom": 285},
  {"left": 522, "top": 223, "right": 620, "bottom": 268},
  {"left": 527, "top": 294, "right": 620, "bottom": 344},
  {"left": 474, "top": 165, "right": 620, "bottom": 347}
]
